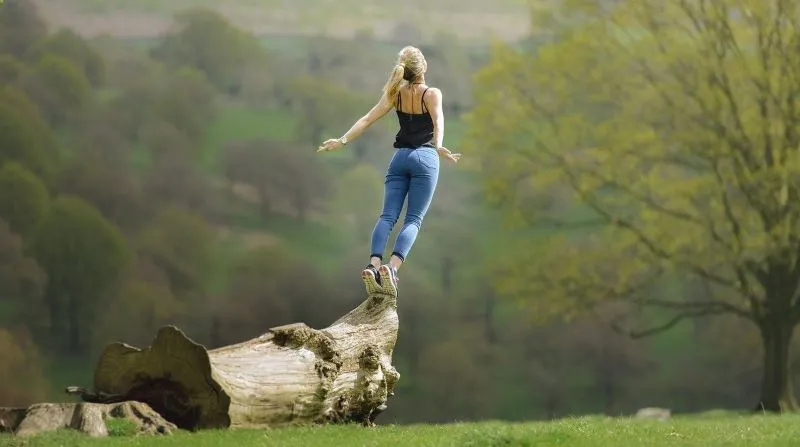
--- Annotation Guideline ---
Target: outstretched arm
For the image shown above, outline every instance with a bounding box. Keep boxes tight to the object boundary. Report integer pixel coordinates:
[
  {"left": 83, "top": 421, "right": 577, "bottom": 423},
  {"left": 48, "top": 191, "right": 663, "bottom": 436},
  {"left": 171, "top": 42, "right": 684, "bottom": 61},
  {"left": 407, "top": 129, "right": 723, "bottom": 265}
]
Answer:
[
  {"left": 424, "top": 88, "right": 461, "bottom": 163},
  {"left": 318, "top": 95, "right": 393, "bottom": 152}
]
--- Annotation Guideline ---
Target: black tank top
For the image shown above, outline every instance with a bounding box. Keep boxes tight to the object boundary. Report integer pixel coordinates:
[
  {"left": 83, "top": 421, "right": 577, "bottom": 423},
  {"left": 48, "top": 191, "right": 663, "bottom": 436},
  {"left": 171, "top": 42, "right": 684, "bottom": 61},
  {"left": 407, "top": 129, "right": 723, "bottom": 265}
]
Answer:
[{"left": 393, "top": 87, "right": 435, "bottom": 149}]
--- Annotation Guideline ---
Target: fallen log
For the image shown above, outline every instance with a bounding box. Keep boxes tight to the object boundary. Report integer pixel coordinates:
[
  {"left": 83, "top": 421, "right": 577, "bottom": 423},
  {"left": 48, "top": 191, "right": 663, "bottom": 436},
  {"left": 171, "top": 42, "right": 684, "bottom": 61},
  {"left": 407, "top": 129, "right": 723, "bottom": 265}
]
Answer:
[
  {"left": 72, "top": 274, "right": 400, "bottom": 431},
  {"left": 0, "top": 401, "right": 176, "bottom": 437}
]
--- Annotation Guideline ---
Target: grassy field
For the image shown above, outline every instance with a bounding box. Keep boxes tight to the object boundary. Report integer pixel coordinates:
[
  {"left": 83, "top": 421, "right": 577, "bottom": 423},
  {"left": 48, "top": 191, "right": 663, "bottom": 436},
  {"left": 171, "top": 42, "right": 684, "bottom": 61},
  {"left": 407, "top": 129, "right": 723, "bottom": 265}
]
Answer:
[
  {"left": 65, "top": 0, "right": 527, "bottom": 14},
  {"left": 4, "top": 414, "right": 800, "bottom": 446},
  {"left": 34, "top": 0, "right": 532, "bottom": 42}
]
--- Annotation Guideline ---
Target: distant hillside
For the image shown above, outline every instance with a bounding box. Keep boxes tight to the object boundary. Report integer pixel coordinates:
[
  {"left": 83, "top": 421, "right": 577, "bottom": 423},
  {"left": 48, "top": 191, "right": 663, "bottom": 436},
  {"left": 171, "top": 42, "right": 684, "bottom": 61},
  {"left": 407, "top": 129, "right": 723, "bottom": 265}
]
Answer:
[{"left": 32, "top": 0, "right": 532, "bottom": 42}]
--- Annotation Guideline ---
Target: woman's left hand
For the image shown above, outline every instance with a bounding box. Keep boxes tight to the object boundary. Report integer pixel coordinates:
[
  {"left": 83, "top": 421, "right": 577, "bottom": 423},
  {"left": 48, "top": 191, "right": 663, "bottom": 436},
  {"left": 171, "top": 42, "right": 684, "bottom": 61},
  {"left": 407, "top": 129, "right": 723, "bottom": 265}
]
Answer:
[
  {"left": 437, "top": 146, "right": 462, "bottom": 163},
  {"left": 317, "top": 138, "right": 344, "bottom": 153}
]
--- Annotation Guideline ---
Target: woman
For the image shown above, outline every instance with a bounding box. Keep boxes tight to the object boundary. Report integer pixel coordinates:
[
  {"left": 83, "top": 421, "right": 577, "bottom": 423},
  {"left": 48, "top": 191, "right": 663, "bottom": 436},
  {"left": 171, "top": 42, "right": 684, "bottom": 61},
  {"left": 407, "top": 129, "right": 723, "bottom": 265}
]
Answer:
[{"left": 317, "top": 45, "right": 461, "bottom": 293}]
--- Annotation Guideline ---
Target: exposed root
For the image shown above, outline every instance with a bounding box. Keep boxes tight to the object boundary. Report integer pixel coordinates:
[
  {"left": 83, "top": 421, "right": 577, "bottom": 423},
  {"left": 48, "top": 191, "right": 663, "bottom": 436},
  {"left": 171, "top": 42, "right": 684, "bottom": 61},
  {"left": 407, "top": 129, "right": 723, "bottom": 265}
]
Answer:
[{"left": 1, "top": 401, "right": 176, "bottom": 438}]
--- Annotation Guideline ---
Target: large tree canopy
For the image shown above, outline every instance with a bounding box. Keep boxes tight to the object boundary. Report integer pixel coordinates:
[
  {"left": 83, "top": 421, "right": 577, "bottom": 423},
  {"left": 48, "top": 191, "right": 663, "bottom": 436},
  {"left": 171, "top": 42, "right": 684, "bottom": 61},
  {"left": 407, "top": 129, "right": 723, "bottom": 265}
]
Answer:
[{"left": 466, "top": 0, "right": 800, "bottom": 412}]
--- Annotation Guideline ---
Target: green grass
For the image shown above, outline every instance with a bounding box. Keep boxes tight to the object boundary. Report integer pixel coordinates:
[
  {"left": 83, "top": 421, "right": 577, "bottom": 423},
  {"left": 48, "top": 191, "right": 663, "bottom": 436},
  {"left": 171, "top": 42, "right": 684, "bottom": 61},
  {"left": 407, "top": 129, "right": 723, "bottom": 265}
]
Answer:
[
  {"left": 202, "top": 107, "right": 297, "bottom": 172},
  {"left": 6, "top": 415, "right": 800, "bottom": 446}
]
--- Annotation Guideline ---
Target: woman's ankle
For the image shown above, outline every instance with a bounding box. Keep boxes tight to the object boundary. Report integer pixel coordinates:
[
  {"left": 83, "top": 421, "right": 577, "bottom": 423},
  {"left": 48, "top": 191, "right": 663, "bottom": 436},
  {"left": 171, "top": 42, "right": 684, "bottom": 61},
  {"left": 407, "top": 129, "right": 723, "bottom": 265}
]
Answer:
[{"left": 370, "top": 256, "right": 382, "bottom": 268}]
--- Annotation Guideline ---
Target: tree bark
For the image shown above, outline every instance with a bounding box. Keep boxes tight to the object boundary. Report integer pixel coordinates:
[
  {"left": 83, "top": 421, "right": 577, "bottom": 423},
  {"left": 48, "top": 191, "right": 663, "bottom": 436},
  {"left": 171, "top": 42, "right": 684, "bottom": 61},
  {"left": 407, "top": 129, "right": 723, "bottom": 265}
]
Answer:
[
  {"left": 755, "top": 320, "right": 798, "bottom": 412},
  {"left": 0, "top": 401, "right": 176, "bottom": 437},
  {"left": 74, "top": 291, "right": 400, "bottom": 430}
]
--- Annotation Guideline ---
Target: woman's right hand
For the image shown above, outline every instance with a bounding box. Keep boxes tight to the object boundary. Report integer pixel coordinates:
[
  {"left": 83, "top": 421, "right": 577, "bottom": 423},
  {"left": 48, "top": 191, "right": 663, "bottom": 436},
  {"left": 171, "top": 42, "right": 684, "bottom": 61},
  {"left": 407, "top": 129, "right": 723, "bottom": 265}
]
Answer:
[
  {"left": 317, "top": 138, "right": 345, "bottom": 153},
  {"left": 437, "top": 146, "right": 461, "bottom": 163}
]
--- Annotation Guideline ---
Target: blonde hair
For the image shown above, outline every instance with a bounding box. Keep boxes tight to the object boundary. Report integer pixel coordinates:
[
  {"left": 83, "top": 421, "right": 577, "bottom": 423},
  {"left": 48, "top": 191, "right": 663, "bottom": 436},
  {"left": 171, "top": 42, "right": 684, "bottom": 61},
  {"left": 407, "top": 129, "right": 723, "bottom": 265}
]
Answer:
[{"left": 382, "top": 46, "right": 427, "bottom": 108}]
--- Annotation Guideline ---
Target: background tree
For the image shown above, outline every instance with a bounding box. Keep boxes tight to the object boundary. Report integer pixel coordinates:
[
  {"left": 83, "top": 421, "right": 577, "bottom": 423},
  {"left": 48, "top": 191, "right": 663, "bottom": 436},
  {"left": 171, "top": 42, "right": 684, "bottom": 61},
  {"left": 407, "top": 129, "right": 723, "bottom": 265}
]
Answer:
[
  {"left": 331, "top": 163, "right": 385, "bottom": 239},
  {"left": 57, "top": 152, "right": 145, "bottom": 234},
  {"left": 272, "top": 143, "right": 332, "bottom": 222},
  {"left": 99, "top": 71, "right": 162, "bottom": 142},
  {"left": 0, "top": 0, "right": 47, "bottom": 58},
  {"left": 0, "top": 327, "right": 49, "bottom": 406},
  {"left": 413, "top": 324, "right": 497, "bottom": 421},
  {"left": 0, "top": 162, "right": 49, "bottom": 236},
  {"left": 140, "top": 122, "right": 211, "bottom": 215},
  {"left": 150, "top": 67, "right": 217, "bottom": 146},
  {"left": 466, "top": 0, "right": 800, "bottom": 412},
  {"left": 0, "top": 54, "right": 28, "bottom": 85},
  {"left": 0, "top": 220, "right": 47, "bottom": 334},
  {"left": 421, "top": 33, "right": 474, "bottom": 117},
  {"left": 23, "top": 54, "right": 93, "bottom": 127},
  {"left": 221, "top": 139, "right": 331, "bottom": 222},
  {"left": 150, "top": 8, "right": 267, "bottom": 95},
  {"left": 285, "top": 75, "right": 372, "bottom": 147},
  {"left": 136, "top": 206, "right": 218, "bottom": 303},
  {"left": 29, "top": 196, "right": 129, "bottom": 355},
  {"left": 559, "top": 306, "right": 655, "bottom": 415},
  {"left": 221, "top": 139, "right": 281, "bottom": 221},
  {"left": 26, "top": 28, "right": 106, "bottom": 87},
  {"left": 92, "top": 257, "right": 184, "bottom": 350},
  {"left": 211, "top": 245, "right": 332, "bottom": 345},
  {"left": 0, "top": 87, "right": 55, "bottom": 182}
]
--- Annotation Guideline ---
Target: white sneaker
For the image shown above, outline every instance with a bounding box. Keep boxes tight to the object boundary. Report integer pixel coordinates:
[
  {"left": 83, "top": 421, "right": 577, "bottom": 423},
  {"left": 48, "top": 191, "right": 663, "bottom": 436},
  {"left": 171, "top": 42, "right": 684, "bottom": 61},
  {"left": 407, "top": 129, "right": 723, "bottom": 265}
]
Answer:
[
  {"left": 361, "top": 265, "right": 381, "bottom": 295},
  {"left": 379, "top": 264, "right": 399, "bottom": 295}
]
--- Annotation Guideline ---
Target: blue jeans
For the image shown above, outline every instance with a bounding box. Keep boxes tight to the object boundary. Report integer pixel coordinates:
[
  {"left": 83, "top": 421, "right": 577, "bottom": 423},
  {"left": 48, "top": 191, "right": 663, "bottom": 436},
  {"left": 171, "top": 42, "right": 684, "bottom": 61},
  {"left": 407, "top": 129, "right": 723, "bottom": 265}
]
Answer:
[{"left": 370, "top": 147, "right": 440, "bottom": 262}]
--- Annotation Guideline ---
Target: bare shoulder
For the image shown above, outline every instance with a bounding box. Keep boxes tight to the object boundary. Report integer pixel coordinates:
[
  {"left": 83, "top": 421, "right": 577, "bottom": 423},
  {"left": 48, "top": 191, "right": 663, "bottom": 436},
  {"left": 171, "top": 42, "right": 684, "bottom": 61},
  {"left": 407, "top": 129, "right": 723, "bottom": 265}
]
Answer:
[
  {"left": 426, "top": 87, "right": 443, "bottom": 98},
  {"left": 423, "top": 87, "right": 443, "bottom": 107}
]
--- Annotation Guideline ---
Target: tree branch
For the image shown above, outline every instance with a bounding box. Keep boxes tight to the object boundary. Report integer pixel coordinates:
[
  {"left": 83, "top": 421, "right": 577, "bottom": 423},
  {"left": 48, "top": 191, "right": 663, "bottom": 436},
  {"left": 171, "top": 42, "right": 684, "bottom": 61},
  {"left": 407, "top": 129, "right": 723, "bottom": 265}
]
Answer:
[
  {"left": 630, "top": 297, "right": 752, "bottom": 320},
  {"left": 576, "top": 185, "right": 742, "bottom": 292},
  {"left": 513, "top": 92, "right": 756, "bottom": 304},
  {"left": 610, "top": 307, "right": 726, "bottom": 339},
  {"left": 527, "top": 216, "right": 607, "bottom": 230},
  {"left": 736, "top": 263, "right": 764, "bottom": 320},
  {"left": 519, "top": 88, "right": 743, "bottom": 259},
  {"left": 711, "top": 161, "right": 744, "bottom": 252},
  {"left": 598, "top": 25, "right": 766, "bottom": 259}
]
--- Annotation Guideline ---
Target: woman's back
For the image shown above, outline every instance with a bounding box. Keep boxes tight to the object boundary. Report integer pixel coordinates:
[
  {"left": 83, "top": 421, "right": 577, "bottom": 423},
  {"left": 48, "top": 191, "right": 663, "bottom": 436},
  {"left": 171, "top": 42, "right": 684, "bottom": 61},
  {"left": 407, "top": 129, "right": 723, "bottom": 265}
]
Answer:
[
  {"left": 396, "top": 84, "right": 430, "bottom": 115},
  {"left": 394, "top": 84, "right": 435, "bottom": 149}
]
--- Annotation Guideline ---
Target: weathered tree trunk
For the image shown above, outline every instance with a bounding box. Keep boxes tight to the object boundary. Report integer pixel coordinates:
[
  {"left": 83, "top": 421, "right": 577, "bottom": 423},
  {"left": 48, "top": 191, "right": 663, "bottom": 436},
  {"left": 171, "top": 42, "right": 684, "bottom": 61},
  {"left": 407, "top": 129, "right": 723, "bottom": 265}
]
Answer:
[
  {"left": 0, "top": 401, "right": 176, "bottom": 437},
  {"left": 74, "top": 290, "right": 400, "bottom": 430},
  {"left": 755, "top": 320, "right": 798, "bottom": 412}
]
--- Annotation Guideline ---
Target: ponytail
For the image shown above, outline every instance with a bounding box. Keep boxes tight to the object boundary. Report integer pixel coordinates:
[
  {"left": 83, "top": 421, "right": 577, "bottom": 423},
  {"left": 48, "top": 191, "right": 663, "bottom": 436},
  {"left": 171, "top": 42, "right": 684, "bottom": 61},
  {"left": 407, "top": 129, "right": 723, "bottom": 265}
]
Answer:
[{"left": 382, "top": 63, "right": 406, "bottom": 108}]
